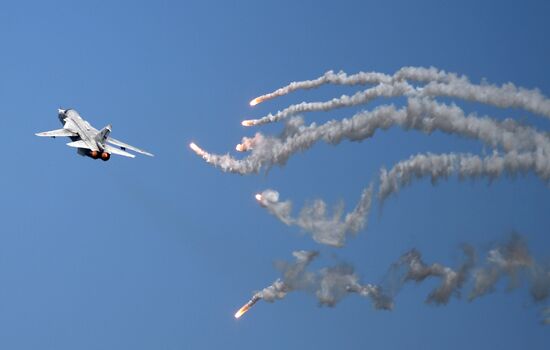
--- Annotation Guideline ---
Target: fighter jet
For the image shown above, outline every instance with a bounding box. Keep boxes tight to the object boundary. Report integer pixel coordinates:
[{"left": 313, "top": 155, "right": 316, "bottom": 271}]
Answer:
[{"left": 36, "top": 108, "right": 154, "bottom": 160}]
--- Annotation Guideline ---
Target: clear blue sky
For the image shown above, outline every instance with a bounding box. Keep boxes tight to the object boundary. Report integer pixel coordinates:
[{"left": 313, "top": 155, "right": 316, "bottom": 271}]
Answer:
[{"left": 0, "top": 0, "right": 548, "bottom": 349}]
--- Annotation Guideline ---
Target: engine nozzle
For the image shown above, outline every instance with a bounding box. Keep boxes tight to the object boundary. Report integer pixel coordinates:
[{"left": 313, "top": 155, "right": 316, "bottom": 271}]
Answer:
[{"left": 90, "top": 150, "right": 100, "bottom": 159}]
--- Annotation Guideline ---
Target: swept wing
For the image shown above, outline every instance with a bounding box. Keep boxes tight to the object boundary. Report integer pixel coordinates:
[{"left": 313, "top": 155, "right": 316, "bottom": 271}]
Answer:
[
  {"left": 103, "top": 144, "right": 136, "bottom": 158},
  {"left": 66, "top": 140, "right": 98, "bottom": 151},
  {"left": 35, "top": 129, "right": 77, "bottom": 138},
  {"left": 106, "top": 137, "right": 154, "bottom": 157}
]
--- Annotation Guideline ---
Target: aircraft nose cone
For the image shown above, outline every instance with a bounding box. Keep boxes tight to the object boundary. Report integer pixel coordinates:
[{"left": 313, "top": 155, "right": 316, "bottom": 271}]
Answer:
[{"left": 58, "top": 108, "right": 66, "bottom": 115}]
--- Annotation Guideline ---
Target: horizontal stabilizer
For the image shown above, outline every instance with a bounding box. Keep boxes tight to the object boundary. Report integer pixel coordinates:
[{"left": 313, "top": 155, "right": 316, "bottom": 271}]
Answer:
[
  {"left": 35, "top": 128, "right": 77, "bottom": 138},
  {"left": 104, "top": 144, "right": 136, "bottom": 158},
  {"left": 66, "top": 140, "right": 95, "bottom": 150}
]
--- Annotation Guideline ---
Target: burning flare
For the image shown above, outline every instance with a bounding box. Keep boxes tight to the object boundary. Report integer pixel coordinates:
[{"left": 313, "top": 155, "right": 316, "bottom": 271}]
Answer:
[
  {"left": 234, "top": 295, "right": 260, "bottom": 319},
  {"left": 249, "top": 97, "right": 263, "bottom": 106},
  {"left": 241, "top": 119, "right": 257, "bottom": 127},
  {"left": 189, "top": 142, "right": 208, "bottom": 158},
  {"left": 235, "top": 135, "right": 261, "bottom": 152},
  {"left": 234, "top": 304, "right": 251, "bottom": 319},
  {"left": 255, "top": 193, "right": 263, "bottom": 201}
]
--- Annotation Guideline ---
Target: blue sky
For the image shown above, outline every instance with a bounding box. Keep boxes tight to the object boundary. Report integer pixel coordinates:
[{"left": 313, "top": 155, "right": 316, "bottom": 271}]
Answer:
[{"left": 0, "top": 0, "right": 549, "bottom": 349}]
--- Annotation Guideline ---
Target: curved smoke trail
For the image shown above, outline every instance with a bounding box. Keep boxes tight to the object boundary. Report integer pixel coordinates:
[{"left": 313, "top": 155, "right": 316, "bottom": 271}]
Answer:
[
  {"left": 198, "top": 68, "right": 550, "bottom": 323},
  {"left": 236, "top": 235, "right": 550, "bottom": 321},
  {"left": 192, "top": 98, "right": 550, "bottom": 175},
  {"left": 247, "top": 66, "right": 550, "bottom": 125},
  {"left": 192, "top": 66, "right": 549, "bottom": 257},
  {"left": 378, "top": 150, "right": 550, "bottom": 202},
  {"left": 248, "top": 67, "right": 471, "bottom": 105},
  {"left": 255, "top": 185, "right": 373, "bottom": 247}
]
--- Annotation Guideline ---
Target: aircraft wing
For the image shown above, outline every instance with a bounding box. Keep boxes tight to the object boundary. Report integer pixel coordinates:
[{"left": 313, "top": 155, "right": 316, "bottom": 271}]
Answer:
[
  {"left": 106, "top": 137, "right": 154, "bottom": 157},
  {"left": 35, "top": 128, "right": 77, "bottom": 138},
  {"left": 66, "top": 140, "right": 97, "bottom": 150},
  {"left": 104, "top": 144, "right": 136, "bottom": 158}
]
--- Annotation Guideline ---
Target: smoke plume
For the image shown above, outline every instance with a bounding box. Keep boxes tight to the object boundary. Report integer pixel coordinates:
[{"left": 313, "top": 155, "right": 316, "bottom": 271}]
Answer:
[
  {"left": 193, "top": 68, "right": 550, "bottom": 322},
  {"left": 248, "top": 67, "right": 550, "bottom": 124},
  {"left": 397, "top": 245, "right": 475, "bottom": 305},
  {"left": 193, "top": 97, "right": 550, "bottom": 175},
  {"left": 189, "top": 68, "right": 550, "bottom": 254},
  {"left": 251, "top": 250, "right": 393, "bottom": 310},
  {"left": 254, "top": 250, "right": 319, "bottom": 302},
  {"left": 317, "top": 264, "right": 393, "bottom": 310},
  {"left": 256, "top": 185, "right": 373, "bottom": 247},
  {"left": 469, "top": 234, "right": 550, "bottom": 302},
  {"left": 378, "top": 150, "right": 550, "bottom": 202},
  {"left": 244, "top": 235, "right": 549, "bottom": 321}
]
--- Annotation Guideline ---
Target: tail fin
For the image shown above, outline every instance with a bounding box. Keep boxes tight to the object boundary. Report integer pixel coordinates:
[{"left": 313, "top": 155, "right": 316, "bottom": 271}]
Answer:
[{"left": 96, "top": 124, "right": 112, "bottom": 144}]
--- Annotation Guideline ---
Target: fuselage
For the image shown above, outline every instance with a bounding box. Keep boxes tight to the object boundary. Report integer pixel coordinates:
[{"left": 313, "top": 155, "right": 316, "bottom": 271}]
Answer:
[{"left": 58, "top": 109, "right": 110, "bottom": 160}]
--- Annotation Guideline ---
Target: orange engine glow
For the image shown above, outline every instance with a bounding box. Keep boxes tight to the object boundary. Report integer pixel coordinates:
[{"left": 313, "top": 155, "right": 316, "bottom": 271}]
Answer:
[
  {"left": 101, "top": 152, "right": 110, "bottom": 161},
  {"left": 90, "top": 150, "right": 99, "bottom": 159}
]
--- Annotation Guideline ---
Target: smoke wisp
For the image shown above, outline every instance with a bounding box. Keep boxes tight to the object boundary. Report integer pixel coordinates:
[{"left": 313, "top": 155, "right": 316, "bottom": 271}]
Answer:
[
  {"left": 241, "top": 235, "right": 550, "bottom": 321},
  {"left": 193, "top": 97, "right": 550, "bottom": 176},
  {"left": 248, "top": 67, "right": 550, "bottom": 125},
  {"left": 255, "top": 185, "right": 373, "bottom": 247}
]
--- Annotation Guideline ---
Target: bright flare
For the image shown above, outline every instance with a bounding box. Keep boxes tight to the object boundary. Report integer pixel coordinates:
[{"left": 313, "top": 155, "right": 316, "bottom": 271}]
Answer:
[
  {"left": 234, "top": 304, "right": 251, "bottom": 319},
  {"left": 249, "top": 97, "right": 262, "bottom": 106},
  {"left": 255, "top": 193, "right": 262, "bottom": 201},
  {"left": 241, "top": 120, "right": 256, "bottom": 127},
  {"left": 236, "top": 144, "right": 244, "bottom": 152},
  {"left": 189, "top": 142, "right": 207, "bottom": 157},
  {"left": 234, "top": 296, "right": 260, "bottom": 319}
]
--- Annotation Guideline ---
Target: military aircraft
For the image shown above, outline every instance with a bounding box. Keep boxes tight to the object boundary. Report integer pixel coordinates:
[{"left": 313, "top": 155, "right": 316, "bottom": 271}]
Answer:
[{"left": 36, "top": 108, "right": 154, "bottom": 160}]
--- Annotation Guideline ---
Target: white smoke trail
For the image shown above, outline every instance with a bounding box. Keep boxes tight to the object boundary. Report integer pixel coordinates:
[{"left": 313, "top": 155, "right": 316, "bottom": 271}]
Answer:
[
  {"left": 254, "top": 250, "right": 319, "bottom": 302},
  {"left": 220, "top": 68, "right": 550, "bottom": 322},
  {"left": 467, "top": 234, "right": 550, "bottom": 327},
  {"left": 251, "top": 251, "right": 393, "bottom": 309},
  {"left": 245, "top": 82, "right": 412, "bottom": 126},
  {"left": 397, "top": 246, "right": 475, "bottom": 305},
  {"left": 194, "top": 98, "right": 550, "bottom": 175},
  {"left": 469, "top": 234, "right": 550, "bottom": 302},
  {"left": 391, "top": 234, "right": 550, "bottom": 308},
  {"left": 318, "top": 264, "right": 393, "bottom": 310},
  {"left": 243, "top": 235, "right": 549, "bottom": 319},
  {"left": 193, "top": 95, "right": 550, "bottom": 248},
  {"left": 249, "top": 67, "right": 461, "bottom": 105},
  {"left": 255, "top": 185, "right": 373, "bottom": 247},
  {"left": 420, "top": 79, "right": 550, "bottom": 119},
  {"left": 378, "top": 150, "right": 550, "bottom": 202},
  {"left": 249, "top": 70, "right": 393, "bottom": 105},
  {"left": 254, "top": 279, "right": 288, "bottom": 302},
  {"left": 255, "top": 190, "right": 293, "bottom": 226},
  {"left": 248, "top": 67, "right": 550, "bottom": 124}
]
